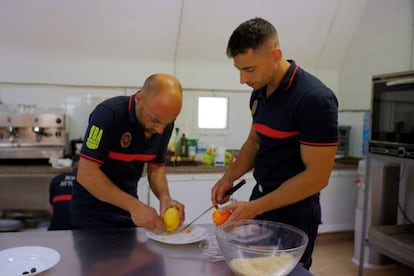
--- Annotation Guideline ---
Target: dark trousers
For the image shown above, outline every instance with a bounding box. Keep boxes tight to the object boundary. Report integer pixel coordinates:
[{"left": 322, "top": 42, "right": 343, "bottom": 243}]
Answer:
[{"left": 252, "top": 187, "right": 321, "bottom": 269}]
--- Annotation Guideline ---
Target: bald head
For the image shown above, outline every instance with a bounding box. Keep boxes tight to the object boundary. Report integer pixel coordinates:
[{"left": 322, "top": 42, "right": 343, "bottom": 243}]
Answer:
[
  {"left": 135, "top": 74, "right": 183, "bottom": 137},
  {"left": 140, "top": 73, "right": 182, "bottom": 116},
  {"left": 142, "top": 73, "right": 181, "bottom": 97}
]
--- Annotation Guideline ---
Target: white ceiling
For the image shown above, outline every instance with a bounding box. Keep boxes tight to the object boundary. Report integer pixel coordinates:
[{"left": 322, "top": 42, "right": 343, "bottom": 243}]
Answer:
[{"left": 0, "top": 0, "right": 369, "bottom": 87}]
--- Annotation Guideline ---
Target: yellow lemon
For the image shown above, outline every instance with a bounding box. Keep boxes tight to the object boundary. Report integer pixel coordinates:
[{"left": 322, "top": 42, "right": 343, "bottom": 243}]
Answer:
[{"left": 163, "top": 207, "right": 180, "bottom": 233}]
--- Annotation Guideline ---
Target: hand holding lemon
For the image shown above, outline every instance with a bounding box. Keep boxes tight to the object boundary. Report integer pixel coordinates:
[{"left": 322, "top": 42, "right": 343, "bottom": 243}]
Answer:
[{"left": 163, "top": 206, "right": 180, "bottom": 233}]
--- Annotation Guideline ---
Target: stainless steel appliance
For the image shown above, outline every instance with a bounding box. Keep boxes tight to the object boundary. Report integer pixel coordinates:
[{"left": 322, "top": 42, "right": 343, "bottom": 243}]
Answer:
[
  {"left": 369, "top": 70, "right": 414, "bottom": 159},
  {"left": 0, "top": 111, "right": 66, "bottom": 159}
]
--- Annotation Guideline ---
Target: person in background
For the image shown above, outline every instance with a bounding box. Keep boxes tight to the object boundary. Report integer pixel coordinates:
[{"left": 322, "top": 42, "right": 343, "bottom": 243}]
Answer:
[
  {"left": 48, "top": 155, "right": 79, "bottom": 231},
  {"left": 71, "top": 73, "right": 185, "bottom": 232},
  {"left": 211, "top": 18, "right": 338, "bottom": 269}
]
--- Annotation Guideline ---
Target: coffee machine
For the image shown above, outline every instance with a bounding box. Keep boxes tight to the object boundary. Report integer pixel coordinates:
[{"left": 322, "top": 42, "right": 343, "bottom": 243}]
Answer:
[{"left": 0, "top": 111, "right": 67, "bottom": 159}]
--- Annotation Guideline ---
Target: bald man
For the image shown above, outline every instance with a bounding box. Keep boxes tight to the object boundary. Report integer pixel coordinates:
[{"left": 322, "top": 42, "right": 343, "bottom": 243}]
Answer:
[{"left": 71, "top": 73, "right": 185, "bottom": 231}]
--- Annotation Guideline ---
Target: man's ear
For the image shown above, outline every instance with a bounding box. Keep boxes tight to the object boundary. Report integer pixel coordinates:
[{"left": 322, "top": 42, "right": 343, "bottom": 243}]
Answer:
[
  {"left": 135, "top": 90, "right": 143, "bottom": 104},
  {"left": 271, "top": 48, "right": 282, "bottom": 61}
]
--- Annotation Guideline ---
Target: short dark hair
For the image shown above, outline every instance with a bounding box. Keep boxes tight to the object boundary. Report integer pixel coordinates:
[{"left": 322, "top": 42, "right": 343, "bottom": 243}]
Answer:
[{"left": 226, "top": 17, "right": 278, "bottom": 58}]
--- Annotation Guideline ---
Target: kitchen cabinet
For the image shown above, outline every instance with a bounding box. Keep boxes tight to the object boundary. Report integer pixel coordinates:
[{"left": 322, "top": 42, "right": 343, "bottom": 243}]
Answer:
[
  {"left": 319, "top": 169, "right": 358, "bottom": 233},
  {"left": 358, "top": 154, "right": 414, "bottom": 276},
  {"left": 139, "top": 168, "right": 358, "bottom": 232}
]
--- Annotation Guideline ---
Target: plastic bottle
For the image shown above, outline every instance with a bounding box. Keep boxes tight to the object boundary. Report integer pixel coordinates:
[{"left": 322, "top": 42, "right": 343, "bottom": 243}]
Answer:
[
  {"left": 214, "top": 144, "right": 226, "bottom": 167},
  {"left": 362, "top": 112, "right": 370, "bottom": 156},
  {"left": 167, "top": 127, "right": 178, "bottom": 155},
  {"left": 187, "top": 138, "right": 197, "bottom": 159}
]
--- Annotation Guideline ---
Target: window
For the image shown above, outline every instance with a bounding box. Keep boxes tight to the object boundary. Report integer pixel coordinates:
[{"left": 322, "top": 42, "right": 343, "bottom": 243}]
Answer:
[{"left": 197, "top": 97, "right": 228, "bottom": 129}]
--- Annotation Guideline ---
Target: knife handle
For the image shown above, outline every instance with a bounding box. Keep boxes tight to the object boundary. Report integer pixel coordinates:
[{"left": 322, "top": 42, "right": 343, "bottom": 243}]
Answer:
[{"left": 225, "top": 179, "right": 246, "bottom": 196}]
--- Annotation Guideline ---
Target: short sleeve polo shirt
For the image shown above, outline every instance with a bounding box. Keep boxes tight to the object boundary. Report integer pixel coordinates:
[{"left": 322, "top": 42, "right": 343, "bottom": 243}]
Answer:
[
  {"left": 72, "top": 94, "right": 173, "bottom": 221},
  {"left": 250, "top": 60, "right": 338, "bottom": 193},
  {"left": 49, "top": 171, "right": 75, "bottom": 230}
]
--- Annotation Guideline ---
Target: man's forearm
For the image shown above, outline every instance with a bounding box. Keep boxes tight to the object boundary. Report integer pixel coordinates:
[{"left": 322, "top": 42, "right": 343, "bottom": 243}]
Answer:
[
  {"left": 77, "top": 166, "right": 141, "bottom": 213},
  {"left": 147, "top": 164, "right": 170, "bottom": 201}
]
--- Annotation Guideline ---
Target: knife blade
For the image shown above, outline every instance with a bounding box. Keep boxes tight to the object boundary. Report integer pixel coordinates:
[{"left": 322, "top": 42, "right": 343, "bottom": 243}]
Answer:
[{"left": 180, "top": 179, "right": 246, "bottom": 232}]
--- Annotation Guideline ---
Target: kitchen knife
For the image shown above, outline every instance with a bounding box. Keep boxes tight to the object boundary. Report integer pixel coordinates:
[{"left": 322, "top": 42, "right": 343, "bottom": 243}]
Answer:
[{"left": 180, "top": 179, "right": 246, "bottom": 232}]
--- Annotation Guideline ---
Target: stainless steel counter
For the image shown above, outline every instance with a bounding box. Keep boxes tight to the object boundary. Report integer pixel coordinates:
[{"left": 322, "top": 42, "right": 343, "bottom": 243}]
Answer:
[
  {"left": 0, "top": 162, "right": 356, "bottom": 176},
  {"left": 0, "top": 164, "right": 72, "bottom": 177},
  {"left": 0, "top": 224, "right": 312, "bottom": 276}
]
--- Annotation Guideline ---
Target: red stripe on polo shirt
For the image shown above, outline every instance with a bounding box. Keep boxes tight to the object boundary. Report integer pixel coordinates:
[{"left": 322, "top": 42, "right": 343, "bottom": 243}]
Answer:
[
  {"left": 301, "top": 141, "right": 339, "bottom": 146},
  {"left": 285, "top": 65, "right": 299, "bottom": 90},
  {"left": 254, "top": 123, "right": 299, "bottom": 139},
  {"left": 80, "top": 153, "right": 104, "bottom": 164},
  {"left": 52, "top": 194, "right": 72, "bottom": 203},
  {"left": 108, "top": 151, "right": 156, "bottom": 162},
  {"left": 128, "top": 94, "right": 134, "bottom": 113}
]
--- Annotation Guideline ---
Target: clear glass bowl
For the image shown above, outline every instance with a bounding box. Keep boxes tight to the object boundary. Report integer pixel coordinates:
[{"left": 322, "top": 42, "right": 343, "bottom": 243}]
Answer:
[
  {"left": 199, "top": 236, "right": 224, "bottom": 262},
  {"left": 215, "top": 220, "right": 309, "bottom": 276}
]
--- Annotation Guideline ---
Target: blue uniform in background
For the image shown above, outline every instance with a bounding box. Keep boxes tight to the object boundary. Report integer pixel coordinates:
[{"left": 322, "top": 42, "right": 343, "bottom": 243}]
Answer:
[
  {"left": 249, "top": 60, "right": 338, "bottom": 268},
  {"left": 49, "top": 171, "right": 76, "bottom": 230}
]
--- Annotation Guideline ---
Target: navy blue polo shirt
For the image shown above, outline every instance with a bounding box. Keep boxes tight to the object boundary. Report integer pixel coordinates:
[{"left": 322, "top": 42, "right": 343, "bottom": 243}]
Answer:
[
  {"left": 71, "top": 94, "right": 173, "bottom": 228},
  {"left": 49, "top": 171, "right": 75, "bottom": 230},
  {"left": 250, "top": 60, "right": 338, "bottom": 195}
]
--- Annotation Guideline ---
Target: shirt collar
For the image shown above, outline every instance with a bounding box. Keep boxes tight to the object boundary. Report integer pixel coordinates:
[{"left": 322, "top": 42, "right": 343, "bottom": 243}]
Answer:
[
  {"left": 128, "top": 94, "right": 139, "bottom": 124},
  {"left": 255, "top": 60, "right": 299, "bottom": 101},
  {"left": 278, "top": 60, "right": 299, "bottom": 91}
]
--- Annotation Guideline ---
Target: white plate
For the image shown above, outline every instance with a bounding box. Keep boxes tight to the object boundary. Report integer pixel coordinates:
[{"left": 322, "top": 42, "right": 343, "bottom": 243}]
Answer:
[
  {"left": 0, "top": 246, "right": 60, "bottom": 276},
  {"left": 146, "top": 225, "right": 208, "bottom": 245}
]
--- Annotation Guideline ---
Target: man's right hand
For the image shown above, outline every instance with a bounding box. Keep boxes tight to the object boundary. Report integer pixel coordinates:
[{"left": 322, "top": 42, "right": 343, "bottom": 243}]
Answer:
[
  {"left": 211, "top": 176, "right": 234, "bottom": 207},
  {"left": 129, "top": 202, "right": 165, "bottom": 233}
]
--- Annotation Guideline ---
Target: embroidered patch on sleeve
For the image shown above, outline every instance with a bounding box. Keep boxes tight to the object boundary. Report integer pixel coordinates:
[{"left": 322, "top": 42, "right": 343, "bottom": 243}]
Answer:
[
  {"left": 120, "top": 132, "right": 132, "bottom": 148},
  {"left": 86, "top": 125, "right": 103, "bottom": 150}
]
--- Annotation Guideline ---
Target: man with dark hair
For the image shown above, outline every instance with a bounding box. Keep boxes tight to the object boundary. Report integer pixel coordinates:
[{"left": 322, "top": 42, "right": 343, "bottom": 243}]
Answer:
[
  {"left": 212, "top": 17, "right": 338, "bottom": 269},
  {"left": 71, "top": 73, "right": 185, "bottom": 232}
]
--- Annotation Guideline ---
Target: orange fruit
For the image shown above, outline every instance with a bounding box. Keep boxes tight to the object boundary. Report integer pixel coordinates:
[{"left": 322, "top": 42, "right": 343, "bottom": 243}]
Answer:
[{"left": 212, "top": 208, "right": 231, "bottom": 225}]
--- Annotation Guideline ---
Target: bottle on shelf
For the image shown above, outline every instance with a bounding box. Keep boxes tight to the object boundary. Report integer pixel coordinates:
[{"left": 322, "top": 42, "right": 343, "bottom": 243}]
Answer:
[
  {"left": 187, "top": 138, "right": 198, "bottom": 160},
  {"left": 214, "top": 143, "right": 226, "bottom": 167},
  {"left": 167, "top": 127, "right": 179, "bottom": 156},
  {"left": 174, "top": 128, "right": 181, "bottom": 157},
  {"left": 179, "top": 133, "right": 189, "bottom": 158}
]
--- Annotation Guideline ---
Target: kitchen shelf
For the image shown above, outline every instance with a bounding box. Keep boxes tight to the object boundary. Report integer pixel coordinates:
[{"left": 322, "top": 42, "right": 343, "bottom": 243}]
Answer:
[
  {"left": 358, "top": 153, "right": 414, "bottom": 276},
  {"left": 369, "top": 224, "right": 414, "bottom": 268}
]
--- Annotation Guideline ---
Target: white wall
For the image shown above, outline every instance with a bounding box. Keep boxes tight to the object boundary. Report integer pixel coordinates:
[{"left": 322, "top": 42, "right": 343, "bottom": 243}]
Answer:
[{"left": 338, "top": 0, "right": 414, "bottom": 157}]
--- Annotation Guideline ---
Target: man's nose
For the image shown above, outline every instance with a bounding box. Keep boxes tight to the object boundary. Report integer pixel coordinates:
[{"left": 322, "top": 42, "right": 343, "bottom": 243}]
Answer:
[
  {"left": 240, "top": 72, "right": 249, "bottom": 84},
  {"left": 154, "top": 125, "right": 165, "bottom": 134}
]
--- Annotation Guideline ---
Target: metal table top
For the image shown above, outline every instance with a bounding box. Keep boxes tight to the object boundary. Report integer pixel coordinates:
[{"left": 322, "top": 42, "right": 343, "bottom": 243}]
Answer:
[{"left": 0, "top": 225, "right": 312, "bottom": 276}]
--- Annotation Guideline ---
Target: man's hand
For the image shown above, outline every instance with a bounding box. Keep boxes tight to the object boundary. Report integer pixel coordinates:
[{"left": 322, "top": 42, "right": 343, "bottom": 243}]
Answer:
[
  {"left": 211, "top": 176, "right": 234, "bottom": 207},
  {"left": 129, "top": 202, "right": 165, "bottom": 233},
  {"left": 160, "top": 198, "right": 185, "bottom": 227},
  {"left": 220, "top": 200, "right": 259, "bottom": 222}
]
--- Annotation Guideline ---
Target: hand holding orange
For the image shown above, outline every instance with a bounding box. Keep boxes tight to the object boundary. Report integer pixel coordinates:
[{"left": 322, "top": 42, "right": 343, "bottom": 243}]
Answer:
[{"left": 212, "top": 208, "right": 231, "bottom": 225}]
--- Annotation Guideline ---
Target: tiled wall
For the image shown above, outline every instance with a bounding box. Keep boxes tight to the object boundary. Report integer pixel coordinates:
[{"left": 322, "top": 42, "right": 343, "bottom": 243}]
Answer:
[{"left": 0, "top": 84, "right": 252, "bottom": 150}]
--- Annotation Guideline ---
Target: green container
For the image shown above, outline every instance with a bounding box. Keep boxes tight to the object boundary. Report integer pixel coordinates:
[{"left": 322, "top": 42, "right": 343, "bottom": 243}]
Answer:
[{"left": 187, "top": 138, "right": 198, "bottom": 158}]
